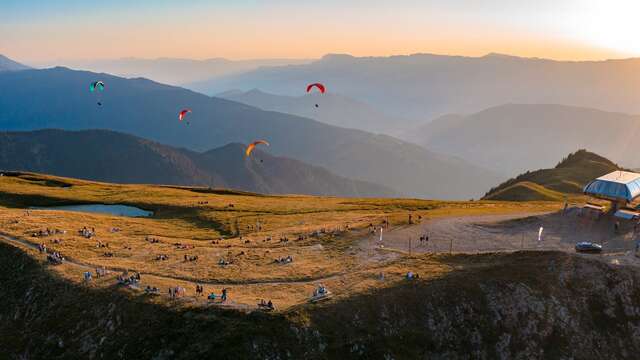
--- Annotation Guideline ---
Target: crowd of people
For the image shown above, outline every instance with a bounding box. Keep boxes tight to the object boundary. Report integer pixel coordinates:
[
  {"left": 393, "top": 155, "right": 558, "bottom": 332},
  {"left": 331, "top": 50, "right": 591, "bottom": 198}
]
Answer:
[
  {"left": 96, "top": 240, "right": 109, "bottom": 248},
  {"left": 257, "top": 299, "right": 274, "bottom": 311},
  {"left": 406, "top": 271, "right": 420, "bottom": 280},
  {"left": 145, "top": 236, "right": 160, "bottom": 244},
  {"left": 175, "top": 242, "right": 194, "bottom": 250},
  {"left": 312, "top": 284, "right": 330, "bottom": 299},
  {"left": 22, "top": 211, "right": 429, "bottom": 312},
  {"left": 145, "top": 286, "right": 160, "bottom": 294},
  {"left": 195, "top": 284, "right": 204, "bottom": 296},
  {"left": 169, "top": 286, "right": 186, "bottom": 299},
  {"left": 218, "top": 258, "right": 233, "bottom": 266},
  {"left": 47, "top": 251, "right": 64, "bottom": 265},
  {"left": 95, "top": 266, "right": 108, "bottom": 278},
  {"left": 274, "top": 255, "right": 293, "bottom": 264},
  {"left": 184, "top": 254, "right": 199, "bottom": 262},
  {"left": 207, "top": 288, "right": 228, "bottom": 302},
  {"left": 117, "top": 271, "right": 141, "bottom": 286},
  {"left": 419, "top": 233, "right": 430, "bottom": 246},
  {"left": 79, "top": 227, "right": 96, "bottom": 239},
  {"left": 32, "top": 228, "right": 65, "bottom": 237}
]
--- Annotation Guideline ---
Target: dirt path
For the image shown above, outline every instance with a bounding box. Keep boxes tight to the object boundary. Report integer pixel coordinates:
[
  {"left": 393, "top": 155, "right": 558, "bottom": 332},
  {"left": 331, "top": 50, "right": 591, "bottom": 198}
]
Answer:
[
  {"left": 0, "top": 231, "right": 402, "bottom": 311},
  {"left": 359, "top": 208, "right": 640, "bottom": 262}
]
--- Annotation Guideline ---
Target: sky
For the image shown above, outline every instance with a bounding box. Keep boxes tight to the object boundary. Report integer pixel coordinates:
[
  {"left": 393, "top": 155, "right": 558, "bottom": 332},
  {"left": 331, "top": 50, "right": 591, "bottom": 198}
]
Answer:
[{"left": 2, "top": 0, "right": 639, "bottom": 63}]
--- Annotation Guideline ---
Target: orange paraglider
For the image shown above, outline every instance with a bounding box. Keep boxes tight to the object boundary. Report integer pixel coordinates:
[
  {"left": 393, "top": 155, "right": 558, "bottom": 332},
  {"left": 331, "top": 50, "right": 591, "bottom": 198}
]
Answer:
[{"left": 245, "top": 140, "right": 270, "bottom": 157}]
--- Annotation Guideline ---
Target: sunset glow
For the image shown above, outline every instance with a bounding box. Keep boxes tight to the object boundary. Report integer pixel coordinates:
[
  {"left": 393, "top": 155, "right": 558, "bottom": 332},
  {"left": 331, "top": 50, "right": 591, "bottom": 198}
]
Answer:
[{"left": 1, "top": 0, "right": 638, "bottom": 63}]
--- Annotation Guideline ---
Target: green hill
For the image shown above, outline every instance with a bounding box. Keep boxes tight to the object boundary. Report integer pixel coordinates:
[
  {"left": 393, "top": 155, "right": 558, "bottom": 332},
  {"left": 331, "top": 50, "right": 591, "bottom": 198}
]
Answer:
[
  {"left": 0, "top": 129, "right": 395, "bottom": 197},
  {"left": 483, "top": 150, "right": 620, "bottom": 201}
]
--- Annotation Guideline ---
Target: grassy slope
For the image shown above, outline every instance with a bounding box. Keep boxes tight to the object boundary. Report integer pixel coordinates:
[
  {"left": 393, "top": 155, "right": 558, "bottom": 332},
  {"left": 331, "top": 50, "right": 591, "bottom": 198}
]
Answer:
[
  {"left": 2, "top": 172, "right": 640, "bottom": 358},
  {"left": 0, "top": 171, "right": 558, "bottom": 310},
  {"left": 484, "top": 150, "right": 620, "bottom": 201},
  {"left": 4, "top": 243, "right": 640, "bottom": 359}
]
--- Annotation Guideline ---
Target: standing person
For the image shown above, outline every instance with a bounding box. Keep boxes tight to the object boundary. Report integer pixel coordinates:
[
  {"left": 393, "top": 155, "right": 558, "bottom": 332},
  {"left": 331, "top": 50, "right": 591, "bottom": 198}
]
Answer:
[
  {"left": 221, "top": 288, "right": 227, "bottom": 302},
  {"left": 409, "top": 214, "right": 413, "bottom": 225}
]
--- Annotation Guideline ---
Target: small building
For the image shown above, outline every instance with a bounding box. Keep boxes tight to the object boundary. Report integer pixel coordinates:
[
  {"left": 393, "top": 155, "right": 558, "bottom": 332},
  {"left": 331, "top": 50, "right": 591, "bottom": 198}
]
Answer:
[
  {"left": 580, "top": 203, "right": 605, "bottom": 220},
  {"left": 584, "top": 171, "right": 640, "bottom": 210},
  {"left": 614, "top": 208, "right": 640, "bottom": 221}
]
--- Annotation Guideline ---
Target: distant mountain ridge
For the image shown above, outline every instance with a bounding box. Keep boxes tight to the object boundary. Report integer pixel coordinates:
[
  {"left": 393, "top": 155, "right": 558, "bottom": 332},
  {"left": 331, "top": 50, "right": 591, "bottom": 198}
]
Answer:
[
  {"left": 189, "top": 52, "right": 640, "bottom": 125},
  {"left": 218, "top": 89, "right": 404, "bottom": 135},
  {"left": 0, "top": 129, "right": 396, "bottom": 197},
  {"left": 37, "top": 57, "right": 311, "bottom": 85},
  {"left": 483, "top": 150, "right": 620, "bottom": 201},
  {"left": 0, "top": 54, "right": 30, "bottom": 72},
  {"left": 406, "top": 103, "right": 640, "bottom": 176},
  {"left": 0, "top": 66, "right": 500, "bottom": 199}
]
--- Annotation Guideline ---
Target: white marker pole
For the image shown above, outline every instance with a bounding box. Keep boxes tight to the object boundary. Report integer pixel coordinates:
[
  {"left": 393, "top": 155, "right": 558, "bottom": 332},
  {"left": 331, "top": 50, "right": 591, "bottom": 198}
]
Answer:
[{"left": 538, "top": 226, "right": 544, "bottom": 242}]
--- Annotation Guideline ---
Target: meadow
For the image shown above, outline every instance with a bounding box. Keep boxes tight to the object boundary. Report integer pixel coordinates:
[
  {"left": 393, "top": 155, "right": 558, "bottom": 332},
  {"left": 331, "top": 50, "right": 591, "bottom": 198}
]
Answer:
[{"left": 0, "top": 172, "right": 560, "bottom": 310}]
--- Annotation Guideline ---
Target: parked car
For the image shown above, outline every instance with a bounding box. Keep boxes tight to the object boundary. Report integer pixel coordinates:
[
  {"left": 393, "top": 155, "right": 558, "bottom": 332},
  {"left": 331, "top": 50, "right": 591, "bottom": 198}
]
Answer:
[{"left": 575, "top": 242, "right": 603, "bottom": 253}]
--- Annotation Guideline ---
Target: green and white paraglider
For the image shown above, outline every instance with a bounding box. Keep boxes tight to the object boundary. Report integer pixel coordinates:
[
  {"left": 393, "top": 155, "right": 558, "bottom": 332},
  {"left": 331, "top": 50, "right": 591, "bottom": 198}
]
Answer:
[{"left": 90, "top": 81, "right": 105, "bottom": 106}]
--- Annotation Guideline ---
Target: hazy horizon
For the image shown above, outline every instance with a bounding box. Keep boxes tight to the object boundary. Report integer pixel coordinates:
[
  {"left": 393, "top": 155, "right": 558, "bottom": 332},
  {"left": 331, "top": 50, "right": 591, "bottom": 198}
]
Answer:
[
  {"left": 18, "top": 50, "right": 640, "bottom": 69},
  {"left": 2, "top": 0, "right": 639, "bottom": 63}
]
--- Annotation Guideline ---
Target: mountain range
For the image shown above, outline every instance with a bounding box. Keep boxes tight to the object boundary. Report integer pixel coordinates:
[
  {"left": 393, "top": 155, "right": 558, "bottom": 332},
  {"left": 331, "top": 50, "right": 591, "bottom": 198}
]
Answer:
[
  {"left": 218, "top": 89, "right": 403, "bottom": 135},
  {"left": 33, "top": 57, "right": 311, "bottom": 86},
  {"left": 0, "top": 129, "right": 395, "bottom": 197},
  {"left": 404, "top": 104, "right": 640, "bottom": 177},
  {"left": 0, "top": 54, "right": 30, "bottom": 72},
  {"left": 189, "top": 53, "right": 640, "bottom": 127},
  {"left": 0, "top": 64, "right": 500, "bottom": 199}
]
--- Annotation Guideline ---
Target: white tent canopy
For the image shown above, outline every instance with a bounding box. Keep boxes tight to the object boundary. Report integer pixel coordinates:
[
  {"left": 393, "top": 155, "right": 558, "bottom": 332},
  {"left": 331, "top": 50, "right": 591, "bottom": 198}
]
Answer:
[{"left": 584, "top": 171, "right": 640, "bottom": 202}]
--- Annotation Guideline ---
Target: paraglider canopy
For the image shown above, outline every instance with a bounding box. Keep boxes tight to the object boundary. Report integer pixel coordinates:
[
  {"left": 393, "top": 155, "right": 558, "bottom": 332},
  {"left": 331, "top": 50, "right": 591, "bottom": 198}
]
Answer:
[
  {"left": 90, "top": 81, "right": 105, "bottom": 92},
  {"left": 178, "top": 109, "right": 192, "bottom": 122},
  {"left": 306, "top": 83, "right": 325, "bottom": 93},
  {"left": 245, "top": 140, "right": 269, "bottom": 157}
]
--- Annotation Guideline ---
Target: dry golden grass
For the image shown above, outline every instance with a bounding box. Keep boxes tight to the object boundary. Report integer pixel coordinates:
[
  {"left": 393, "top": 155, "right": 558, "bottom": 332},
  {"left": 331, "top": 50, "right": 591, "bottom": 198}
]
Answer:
[{"left": 0, "top": 172, "right": 561, "bottom": 310}]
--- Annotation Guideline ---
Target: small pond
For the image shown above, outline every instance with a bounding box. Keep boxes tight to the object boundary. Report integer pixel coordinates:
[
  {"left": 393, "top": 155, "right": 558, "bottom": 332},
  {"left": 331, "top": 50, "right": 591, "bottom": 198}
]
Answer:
[{"left": 31, "top": 204, "right": 153, "bottom": 217}]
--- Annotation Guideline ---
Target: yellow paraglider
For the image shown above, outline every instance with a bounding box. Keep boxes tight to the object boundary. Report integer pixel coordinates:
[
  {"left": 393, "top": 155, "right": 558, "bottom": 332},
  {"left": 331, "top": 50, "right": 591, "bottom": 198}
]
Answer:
[{"left": 245, "top": 140, "right": 269, "bottom": 157}]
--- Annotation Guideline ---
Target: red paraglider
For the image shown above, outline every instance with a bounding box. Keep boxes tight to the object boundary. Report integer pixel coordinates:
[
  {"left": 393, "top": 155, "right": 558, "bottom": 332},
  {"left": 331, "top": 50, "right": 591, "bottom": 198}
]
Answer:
[
  {"left": 178, "top": 109, "right": 192, "bottom": 122},
  {"left": 306, "top": 83, "right": 325, "bottom": 94},
  {"left": 306, "top": 83, "right": 325, "bottom": 108}
]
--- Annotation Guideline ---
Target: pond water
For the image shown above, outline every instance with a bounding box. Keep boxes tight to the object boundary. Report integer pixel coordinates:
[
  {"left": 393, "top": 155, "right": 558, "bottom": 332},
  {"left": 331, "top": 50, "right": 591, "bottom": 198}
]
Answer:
[{"left": 32, "top": 204, "right": 153, "bottom": 217}]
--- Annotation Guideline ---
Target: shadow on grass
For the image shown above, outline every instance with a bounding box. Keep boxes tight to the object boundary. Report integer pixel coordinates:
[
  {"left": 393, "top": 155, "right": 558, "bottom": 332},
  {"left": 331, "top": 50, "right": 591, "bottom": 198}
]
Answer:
[
  {"left": 0, "top": 191, "right": 234, "bottom": 237},
  {"left": 0, "top": 242, "right": 301, "bottom": 359}
]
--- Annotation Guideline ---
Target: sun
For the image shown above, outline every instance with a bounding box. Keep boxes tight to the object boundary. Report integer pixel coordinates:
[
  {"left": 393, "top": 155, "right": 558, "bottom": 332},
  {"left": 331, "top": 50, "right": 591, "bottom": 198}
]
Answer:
[{"left": 570, "top": 1, "right": 640, "bottom": 56}]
